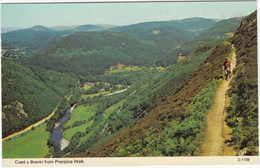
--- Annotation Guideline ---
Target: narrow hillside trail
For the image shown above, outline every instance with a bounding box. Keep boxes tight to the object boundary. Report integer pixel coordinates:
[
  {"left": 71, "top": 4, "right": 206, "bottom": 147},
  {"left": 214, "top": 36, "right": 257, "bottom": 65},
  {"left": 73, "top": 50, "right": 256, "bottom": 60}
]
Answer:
[{"left": 200, "top": 47, "right": 237, "bottom": 156}]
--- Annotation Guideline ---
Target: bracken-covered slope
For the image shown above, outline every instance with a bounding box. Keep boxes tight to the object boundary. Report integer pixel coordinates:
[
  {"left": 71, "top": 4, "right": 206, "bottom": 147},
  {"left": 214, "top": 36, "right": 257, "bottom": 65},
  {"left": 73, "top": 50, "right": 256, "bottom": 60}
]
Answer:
[{"left": 227, "top": 11, "right": 258, "bottom": 155}]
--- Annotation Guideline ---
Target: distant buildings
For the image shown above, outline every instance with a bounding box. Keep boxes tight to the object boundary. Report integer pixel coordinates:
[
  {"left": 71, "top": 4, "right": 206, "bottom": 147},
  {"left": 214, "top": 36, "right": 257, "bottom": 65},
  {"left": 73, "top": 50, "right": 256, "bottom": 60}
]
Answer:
[{"left": 176, "top": 52, "right": 185, "bottom": 62}]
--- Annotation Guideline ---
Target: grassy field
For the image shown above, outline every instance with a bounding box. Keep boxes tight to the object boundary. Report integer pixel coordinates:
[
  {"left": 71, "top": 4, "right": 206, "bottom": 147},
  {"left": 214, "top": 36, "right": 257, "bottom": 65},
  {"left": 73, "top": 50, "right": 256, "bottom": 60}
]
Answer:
[
  {"left": 65, "top": 104, "right": 97, "bottom": 127},
  {"left": 63, "top": 104, "right": 97, "bottom": 140},
  {"left": 2, "top": 124, "right": 50, "bottom": 158},
  {"left": 63, "top": 120, "right": 94, "bottom": 140},
  {"left": 104, "top": 99, "right": 126, "bottom": 117},
  {"left": 63, "top": 99, "right": 126, "bottom": 142},
  {"left": 2, "top": 49, "right": 7, "bottom": 55},
  {"left": 106, "top": 66, "right": 143, "bottom": 74},
  {"left": 81, "top": 85, "right": 91, "bottom": 90}
]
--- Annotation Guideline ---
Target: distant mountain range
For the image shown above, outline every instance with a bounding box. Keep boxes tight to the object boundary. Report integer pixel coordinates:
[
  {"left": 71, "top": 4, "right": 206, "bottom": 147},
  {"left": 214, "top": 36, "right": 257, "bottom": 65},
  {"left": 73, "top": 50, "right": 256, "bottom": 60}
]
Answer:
[
  {"left": 2, "top": 17, "right": 243, "bottom": 75},
  {"left": 1, "top": 17, "right": 242, "bottom": 51},
  {"left": 1, "top": 18, "right": 217, "bottom": 47}
]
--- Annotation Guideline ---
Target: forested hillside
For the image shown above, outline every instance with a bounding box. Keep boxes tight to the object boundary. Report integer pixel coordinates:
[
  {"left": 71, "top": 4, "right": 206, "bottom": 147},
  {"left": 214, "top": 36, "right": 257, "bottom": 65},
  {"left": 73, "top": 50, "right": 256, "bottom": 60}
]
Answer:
[
  {"left": 199, "top": 17, "right": 243, "bottom": 39},
  {"left": 2, "top": 59, "right": 78, "bottom": 137},
  {"left": 1, "top": 25, "right": 102, "bottom": 58},
  {"left": 156, "top": 17, "right": 243, "bottom": 66},
  {"left": 22, "top": 31, "right": 164, "bottom": 76},
  {"left": 110, "top": 18, "right": 217, "bottom": 50}
]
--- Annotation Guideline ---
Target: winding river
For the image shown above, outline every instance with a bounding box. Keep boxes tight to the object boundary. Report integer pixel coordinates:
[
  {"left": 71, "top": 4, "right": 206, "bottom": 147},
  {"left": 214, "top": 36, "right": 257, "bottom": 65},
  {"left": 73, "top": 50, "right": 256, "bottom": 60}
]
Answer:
[
  {"left": 51, "top": 89, "right": 127, "bottom": 153},
  {"left": 51, "top": 105, "right": 74, "bottom": 153}
]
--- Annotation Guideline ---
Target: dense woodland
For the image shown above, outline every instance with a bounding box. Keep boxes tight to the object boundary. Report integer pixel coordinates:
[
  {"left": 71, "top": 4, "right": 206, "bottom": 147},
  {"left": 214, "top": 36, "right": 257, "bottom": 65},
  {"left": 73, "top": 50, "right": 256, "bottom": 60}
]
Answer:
[
  {"left": 21, "top": 31, "right": 164, "bottom": 76},
  {"left": 109, "top": 18, "right": 218, "bottom": 50},
  {"left": 1, "top": 12, "right": 258, "bottom": 158},
  {"left": 2, "top": 59, "right": 78, "bottom": 137}
]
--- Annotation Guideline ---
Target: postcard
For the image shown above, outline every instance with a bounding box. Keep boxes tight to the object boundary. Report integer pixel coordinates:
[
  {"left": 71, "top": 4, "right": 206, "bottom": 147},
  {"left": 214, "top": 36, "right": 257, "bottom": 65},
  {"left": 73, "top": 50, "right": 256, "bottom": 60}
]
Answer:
[{"left": 1, "top": 0, "right": 259, "bottom": 167}]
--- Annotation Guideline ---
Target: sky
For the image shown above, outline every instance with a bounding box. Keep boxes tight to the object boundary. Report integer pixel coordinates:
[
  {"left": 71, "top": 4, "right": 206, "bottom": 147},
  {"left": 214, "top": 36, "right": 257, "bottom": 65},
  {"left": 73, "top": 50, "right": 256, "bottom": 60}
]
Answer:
[{"left": 1, "top": 1, "right": 257, "bottom": 28}]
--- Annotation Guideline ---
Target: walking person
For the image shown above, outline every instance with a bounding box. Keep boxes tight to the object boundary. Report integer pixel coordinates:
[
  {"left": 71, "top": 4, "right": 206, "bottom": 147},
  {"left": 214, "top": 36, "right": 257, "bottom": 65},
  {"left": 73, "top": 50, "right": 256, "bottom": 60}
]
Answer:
[{"left": 223, "top": 57, "right": 232, "bottom": 80}]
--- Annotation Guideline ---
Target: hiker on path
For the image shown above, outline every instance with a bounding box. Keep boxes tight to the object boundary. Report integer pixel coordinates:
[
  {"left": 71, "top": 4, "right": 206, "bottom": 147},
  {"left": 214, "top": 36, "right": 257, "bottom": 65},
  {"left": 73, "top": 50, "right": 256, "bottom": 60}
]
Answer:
[{"left": 223, "top": 57, "right": 232, "bottom": 80}]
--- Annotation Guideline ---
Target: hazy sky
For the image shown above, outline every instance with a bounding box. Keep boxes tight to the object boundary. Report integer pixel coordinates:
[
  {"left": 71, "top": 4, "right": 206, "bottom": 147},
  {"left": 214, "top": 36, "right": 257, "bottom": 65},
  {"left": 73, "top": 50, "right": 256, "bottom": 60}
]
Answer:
[{"left": 1, "top": 1, "right": 257, "bottom": 28}]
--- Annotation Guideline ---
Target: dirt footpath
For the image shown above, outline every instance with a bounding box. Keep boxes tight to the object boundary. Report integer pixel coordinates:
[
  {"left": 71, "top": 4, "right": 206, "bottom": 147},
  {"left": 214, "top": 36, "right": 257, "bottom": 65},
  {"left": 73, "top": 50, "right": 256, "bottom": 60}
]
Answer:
[{"left": 200, "top": 48, "right": 237, "bottom": 156}]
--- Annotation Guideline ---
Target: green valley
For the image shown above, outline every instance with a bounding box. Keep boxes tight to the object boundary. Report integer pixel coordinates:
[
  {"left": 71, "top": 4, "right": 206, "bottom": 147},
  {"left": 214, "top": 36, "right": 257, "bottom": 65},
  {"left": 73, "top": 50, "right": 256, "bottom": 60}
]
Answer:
[{"left": 2, "top": 10, "right": 258, "bottom": 160}]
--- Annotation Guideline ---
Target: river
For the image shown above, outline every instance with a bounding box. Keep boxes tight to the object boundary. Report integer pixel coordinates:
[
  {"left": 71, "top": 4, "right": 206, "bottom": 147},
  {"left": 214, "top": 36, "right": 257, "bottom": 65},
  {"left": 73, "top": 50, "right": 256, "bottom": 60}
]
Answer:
[
  {"left": 51, "top": 105, "right": 74, "bottom": 153},
  {"left": 51, "top": 89, "right": 127, "bottom": 153}
]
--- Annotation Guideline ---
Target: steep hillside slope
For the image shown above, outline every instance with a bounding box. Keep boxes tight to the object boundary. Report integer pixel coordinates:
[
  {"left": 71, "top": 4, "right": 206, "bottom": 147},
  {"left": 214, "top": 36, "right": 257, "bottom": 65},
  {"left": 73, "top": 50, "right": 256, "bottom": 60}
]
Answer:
[
  {"left": 22, "top": 31, "right": 164, "bottom": 76},
  {"left": 2, "top": 59, "right": 78, "bottom": 137},
  {"left": 227, "top": 11, "right": 258, "bottom": 155},
  {"left": 72, "top": 12, "right": 257, "bottom": 157},
  {"left": 199, "top": 45, "right": 237, "bottom": 156},
  {"left": 71, "top": 40, "right": 234, "bottom": 157}
]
